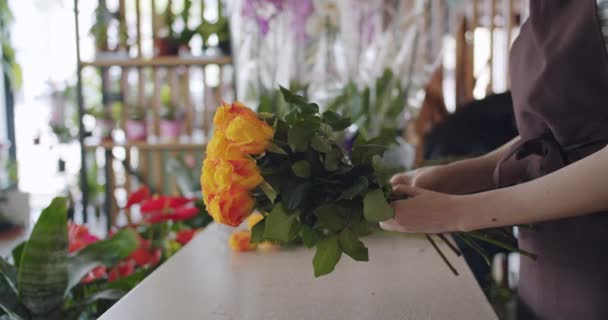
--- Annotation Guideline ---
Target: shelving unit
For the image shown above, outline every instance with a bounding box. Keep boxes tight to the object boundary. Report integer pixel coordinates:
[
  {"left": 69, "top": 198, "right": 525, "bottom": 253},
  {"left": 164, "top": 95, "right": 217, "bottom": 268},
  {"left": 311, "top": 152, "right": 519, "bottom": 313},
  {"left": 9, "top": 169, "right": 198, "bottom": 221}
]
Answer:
[{"left": 74, "top": 0, "right": 233, "bottom": 230}]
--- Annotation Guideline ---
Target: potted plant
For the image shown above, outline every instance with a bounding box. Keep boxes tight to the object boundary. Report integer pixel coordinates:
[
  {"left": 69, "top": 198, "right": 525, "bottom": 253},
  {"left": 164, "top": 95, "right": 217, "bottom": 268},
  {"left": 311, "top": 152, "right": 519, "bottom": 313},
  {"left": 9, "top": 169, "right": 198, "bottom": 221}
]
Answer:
[
  {"left": 89, "top": 107, "right": 115, "bottom": 141},
  {"left": 160, "top": 104, "right": 183, "bottom": 141},
  {"left": 125, "top": 106, "right": 147, "bottom": 142},
  {"left": 154, "top": 0, "right": 200, "bottom": 56},
  {"left": 90, "top": 3, "right": 112, "bottom": 53}
]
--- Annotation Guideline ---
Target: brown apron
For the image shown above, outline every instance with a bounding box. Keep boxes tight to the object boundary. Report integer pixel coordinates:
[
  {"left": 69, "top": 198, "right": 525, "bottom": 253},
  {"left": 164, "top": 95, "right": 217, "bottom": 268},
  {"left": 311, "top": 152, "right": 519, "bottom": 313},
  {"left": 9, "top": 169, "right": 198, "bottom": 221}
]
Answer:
[{"left": 493, "top": 0, "right": 608, "bottom": 319}]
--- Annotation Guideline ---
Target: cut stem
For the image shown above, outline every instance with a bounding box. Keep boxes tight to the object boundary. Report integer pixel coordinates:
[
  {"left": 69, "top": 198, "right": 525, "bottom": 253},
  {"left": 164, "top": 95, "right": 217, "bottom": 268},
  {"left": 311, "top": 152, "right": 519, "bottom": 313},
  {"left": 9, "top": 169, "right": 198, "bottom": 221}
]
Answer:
[
  {"left": 466, "top": 231, "right": 537, "bottom": 260},
  {"left": 426, "top": 234, "right": 459, "bottom": 276},
  {"left": 438, "top": 234, "right": 462, "bottom": 257}
]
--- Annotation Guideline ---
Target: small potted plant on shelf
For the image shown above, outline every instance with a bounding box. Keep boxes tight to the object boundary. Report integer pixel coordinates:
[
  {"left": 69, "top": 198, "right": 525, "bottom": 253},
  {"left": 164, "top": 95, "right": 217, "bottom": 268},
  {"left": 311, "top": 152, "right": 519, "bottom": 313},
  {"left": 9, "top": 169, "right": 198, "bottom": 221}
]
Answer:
[
  {"left": 125, "top": 105, "right": 148, "bottom": 142},
  {"left": 160, "top": 103, "right": 183, "bottom": 141},
  {"left": 154, "top": 0, "right": 200, "bottom": 56},
  {"left": 89, "top": 106, "right": 115, "bottom": 141}
]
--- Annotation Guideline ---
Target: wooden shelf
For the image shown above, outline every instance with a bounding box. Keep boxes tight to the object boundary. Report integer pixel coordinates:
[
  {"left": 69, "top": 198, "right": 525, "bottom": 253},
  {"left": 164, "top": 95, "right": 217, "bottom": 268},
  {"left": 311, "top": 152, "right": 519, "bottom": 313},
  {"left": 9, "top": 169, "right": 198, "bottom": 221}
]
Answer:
[
  {"left": 80, "top": 56, "right": 232, "bottom": 68},
  {"left": 85, "top": 140, "right": 207, "bottom": 151}
]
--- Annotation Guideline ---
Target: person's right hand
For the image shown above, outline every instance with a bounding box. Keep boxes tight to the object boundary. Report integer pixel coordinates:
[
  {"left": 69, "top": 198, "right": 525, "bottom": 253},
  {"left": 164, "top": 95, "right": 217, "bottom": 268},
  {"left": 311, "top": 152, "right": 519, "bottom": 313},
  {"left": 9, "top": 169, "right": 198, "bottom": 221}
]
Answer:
[{"left": 390, "top": 165, "right": 447, "bottom": 192}]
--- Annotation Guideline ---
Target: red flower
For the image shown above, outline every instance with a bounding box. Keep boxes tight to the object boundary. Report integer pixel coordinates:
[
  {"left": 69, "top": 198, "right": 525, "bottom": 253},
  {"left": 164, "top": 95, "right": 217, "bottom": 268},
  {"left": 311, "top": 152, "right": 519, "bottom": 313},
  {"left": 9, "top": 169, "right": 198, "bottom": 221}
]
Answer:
[
  {"left": 108, "top": 260, "right": 136, "bottom": 282},
  {"left": 125, "top": 186, "right": 151, "bottom": 209},
  {"left": 175, "top": 229, "right": 197, "bottom": 245},
  {"left": 146, "top": 206, "right": 199, "bottom": 223},
  {"left": 128, "top": 237, "right": 162, "bottom": 267},
  {"left": 140, "top": 196, "right": 194, "bottom": 213},
  {"left": 82, "top": 266, "right": 107, "bottom": 284},
  {"left": 68, "top": 222, "right": 99, "bottom": 253}
]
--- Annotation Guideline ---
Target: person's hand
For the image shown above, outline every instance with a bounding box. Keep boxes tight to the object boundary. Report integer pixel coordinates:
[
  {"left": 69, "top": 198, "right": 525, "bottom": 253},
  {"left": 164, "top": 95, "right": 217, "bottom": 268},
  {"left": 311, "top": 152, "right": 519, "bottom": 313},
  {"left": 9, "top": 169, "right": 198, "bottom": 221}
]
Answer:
[
  {"left": 380, "top": 184, "right": 466, "bottom": 234},
  {"left": 390, "top": 165, "right": 446, "bottom": 191}
]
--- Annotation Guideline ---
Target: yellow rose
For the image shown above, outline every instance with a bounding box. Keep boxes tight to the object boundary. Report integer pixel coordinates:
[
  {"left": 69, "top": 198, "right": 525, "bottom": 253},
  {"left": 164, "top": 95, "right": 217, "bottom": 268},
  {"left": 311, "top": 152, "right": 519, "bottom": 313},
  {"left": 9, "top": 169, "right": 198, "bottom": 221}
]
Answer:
[
  {"left": 205, "top": 187, "right": 255, "bottom": 227},
  {"left": 228, "top": 230, "right": 257, "bottom": 252},
  {"left": 212, "top": 102, "right": 274, "bottom": 155},
  {"left": 213, "top": 102, "right": 258, "bottom": 131},
  {"left": 201, "top": 158, "right": 263, "bottom": 194}
]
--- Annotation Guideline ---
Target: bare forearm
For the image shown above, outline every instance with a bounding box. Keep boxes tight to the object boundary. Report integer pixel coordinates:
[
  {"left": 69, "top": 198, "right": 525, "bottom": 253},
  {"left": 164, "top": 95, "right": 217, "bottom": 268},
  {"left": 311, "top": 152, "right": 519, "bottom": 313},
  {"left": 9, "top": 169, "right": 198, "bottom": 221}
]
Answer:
[
  {"left": 438, "top": 137, "right": 521, "bottom": 195},
  {"left": 459, "top": 145, "right": 608, "bottom": 231}
]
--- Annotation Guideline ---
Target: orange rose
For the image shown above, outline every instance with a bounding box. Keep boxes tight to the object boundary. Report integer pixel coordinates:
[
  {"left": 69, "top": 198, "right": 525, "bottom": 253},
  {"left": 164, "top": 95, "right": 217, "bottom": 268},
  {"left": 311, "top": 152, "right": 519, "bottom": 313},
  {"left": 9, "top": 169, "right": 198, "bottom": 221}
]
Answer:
[
  {"left": 206, "top": 131, "right": 243, "bottom": 160},
  {"left": 201, "top": 158, "right": 263, "bottom": 194},
  {"left": 228, "top": 230, "right": 257, "bottom": 252},
  {"left": 206, "top": 187, "right": 255, "bottom": 227},
  {"left": 213, "top": 102, "right": 274, "bottom": 155}
]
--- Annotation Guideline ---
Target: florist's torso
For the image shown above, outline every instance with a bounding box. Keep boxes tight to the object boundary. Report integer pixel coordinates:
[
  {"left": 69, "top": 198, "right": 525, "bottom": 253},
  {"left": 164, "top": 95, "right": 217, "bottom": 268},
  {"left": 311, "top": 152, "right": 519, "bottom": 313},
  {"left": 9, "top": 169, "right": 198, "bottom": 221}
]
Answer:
[{"left": 494, "top": 0, "right": 608, "bottom": 319}]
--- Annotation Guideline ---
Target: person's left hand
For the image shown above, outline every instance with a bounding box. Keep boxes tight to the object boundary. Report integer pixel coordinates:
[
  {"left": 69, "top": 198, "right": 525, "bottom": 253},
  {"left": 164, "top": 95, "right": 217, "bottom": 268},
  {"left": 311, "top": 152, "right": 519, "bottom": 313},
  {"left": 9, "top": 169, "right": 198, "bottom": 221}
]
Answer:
[{"left": 380, "top": 184, "right": 466, "bottom": 234}]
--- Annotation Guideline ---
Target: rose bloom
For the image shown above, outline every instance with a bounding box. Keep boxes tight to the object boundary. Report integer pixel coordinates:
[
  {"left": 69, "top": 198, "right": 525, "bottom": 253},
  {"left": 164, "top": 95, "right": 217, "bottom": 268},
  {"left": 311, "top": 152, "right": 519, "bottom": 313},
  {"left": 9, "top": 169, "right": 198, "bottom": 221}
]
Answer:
[
  {"left": 206, "top": 131, "right": 245, "bottom": 160},
  {"left": 202, "top": 157, "right": 263, "bottom": 194},
  {"left": 229, "top": 230, "right": 257, "bottom": 252},
  {"left": 247, "top": 212, "right": 264, "bottom": 230},
  {"left": 205, "top": 187, "right": 255, "bottom": 227},
  {"left": 213, "top": 102, "right": 274, "bottom": 155}
]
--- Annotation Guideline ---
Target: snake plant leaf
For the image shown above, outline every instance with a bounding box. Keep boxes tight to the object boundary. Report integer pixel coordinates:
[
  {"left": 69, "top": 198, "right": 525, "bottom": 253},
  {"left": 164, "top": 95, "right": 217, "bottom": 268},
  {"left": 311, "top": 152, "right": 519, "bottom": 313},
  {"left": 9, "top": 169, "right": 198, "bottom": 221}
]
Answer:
[
  {"left": 66, "top": 229, "right": 139, "bottom": 293},
  {"left": 17, "top": 197, "right": 69, "bottom": 316}
]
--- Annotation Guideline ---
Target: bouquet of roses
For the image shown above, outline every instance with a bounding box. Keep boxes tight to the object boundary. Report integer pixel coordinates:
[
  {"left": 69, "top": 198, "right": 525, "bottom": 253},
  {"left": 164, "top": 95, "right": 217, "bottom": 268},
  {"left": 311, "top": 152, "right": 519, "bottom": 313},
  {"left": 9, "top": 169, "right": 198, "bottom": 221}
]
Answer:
[{"left": 201, "top": 87, "right": 534, "bottom": 277}]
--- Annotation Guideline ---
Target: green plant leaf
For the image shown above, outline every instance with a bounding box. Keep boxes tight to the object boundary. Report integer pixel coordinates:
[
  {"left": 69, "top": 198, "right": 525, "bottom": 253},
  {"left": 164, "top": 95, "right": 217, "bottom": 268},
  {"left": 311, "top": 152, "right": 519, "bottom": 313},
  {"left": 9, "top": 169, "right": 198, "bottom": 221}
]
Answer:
[
  {"left": 250, "top": 218, "right": 266, "bottom": 243},
  {"left": 267, "top": 143, "right": 288, "bottom": 155},
  {"left": 322, "top": 110, "right": 351, "bottom": 131},
  {"left": 106, "top": 269, "right": 148, "bottom": 292},
  {"left": 339, "top": 229, "right": 369, "bottom": 261},
  {"left": 279, "top": 86, "right": 319, "bottom": 114},
  {"left": 314, "top": 204, "right": 348, "bottom": 233},
  {"left": 281, "top": 180, "right": 311, "bottom": 211},
  {"left": 77, "top": 289, "right": 125, "bottom": 307},
  {"left": 17, "top": 197, "right": 69, "bottom": 316},
  {"left": 288, "top": 123, "right": 313, "bottom": 152},
  {"left": 0, "top": 270, "right": 20, "bottom": 320},
  {"left": 299, "top": 225, "right": 317, "bottom": 248},
  {"left": 291, "top": 161, "right": 311, "bottom": 178},
  {"left": 310, "top": 136, "right": 332, "bottom": 153},
  {"left": 259, "top": 181, "right": 277, "bottom": 203},
  {"left": 338, "top": 176, "right": 369, "bottom": 200},
  {"left": 10, "top": 243, "right": 25, "bottom": 271},
  {"left": 0, "top": 259, "right": 17, "bottom": 294},
  {"left": 263, "top": 204, "right": 298, "bottom": 243},
  {"left": 363, "top": 189, "right": 394, "bottom": 222},
  {"left": 324, "top": 149, "right": 340, "bottom": 172},
  {"left": 66, "top": 229, "right": 139, "bottom": 293},
  {"left": 313, "top": 235, "right": 342, "bottom": 277}
]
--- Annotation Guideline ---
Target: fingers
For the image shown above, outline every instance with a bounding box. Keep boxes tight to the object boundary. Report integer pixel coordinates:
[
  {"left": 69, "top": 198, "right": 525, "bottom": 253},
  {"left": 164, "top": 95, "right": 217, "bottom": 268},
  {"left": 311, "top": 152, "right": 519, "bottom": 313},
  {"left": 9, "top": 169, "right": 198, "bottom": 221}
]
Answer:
[
  {"left": 379, "top": 219, "right": 409, "bottom": 232},
  {"left": 390, "top": 172, "right": 413, "bottom": 186},
  {"left": 392, "top": 184, "right": 423, "bottom": 197}
]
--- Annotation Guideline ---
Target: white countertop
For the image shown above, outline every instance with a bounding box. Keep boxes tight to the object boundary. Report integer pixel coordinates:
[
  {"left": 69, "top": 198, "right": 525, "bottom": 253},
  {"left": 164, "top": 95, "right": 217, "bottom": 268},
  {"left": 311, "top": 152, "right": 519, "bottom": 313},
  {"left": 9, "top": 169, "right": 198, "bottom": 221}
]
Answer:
[{"left": 101, "top": 224, "right": 497, "bottom": 320}]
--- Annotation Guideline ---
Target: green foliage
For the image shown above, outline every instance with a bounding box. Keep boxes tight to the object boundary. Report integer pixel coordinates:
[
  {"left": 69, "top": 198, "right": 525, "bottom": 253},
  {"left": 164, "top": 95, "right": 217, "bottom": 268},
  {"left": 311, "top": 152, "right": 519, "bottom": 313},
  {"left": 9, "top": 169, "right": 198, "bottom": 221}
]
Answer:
[
  {"left": 1, "top": 0, "right": 21, "bottom": 89},
  {"left": 0, "top": 198, "right": 138, "bottom": 320},
  {"left": 250, "top": 87, "right": 397, "bottom": 277},
  {"left": 327, "top": 69, "right": 410, "bottom": 140}
]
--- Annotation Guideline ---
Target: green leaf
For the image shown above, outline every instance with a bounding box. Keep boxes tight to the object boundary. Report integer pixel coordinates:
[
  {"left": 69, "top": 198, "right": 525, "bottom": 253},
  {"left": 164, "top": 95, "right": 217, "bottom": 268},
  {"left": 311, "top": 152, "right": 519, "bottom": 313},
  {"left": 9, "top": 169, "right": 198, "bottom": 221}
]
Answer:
[
  {"left": 67, "top": 229, "right": 139, "bottom": 293},
  {"left": 322, "top": 110, "right": 351, "bottom": 131},
  {"left": 0, "top": 259, "right": 17, "bottom": 294},
  {"left": 314, "top": 204, "right": 348, "bottom": 233},
  {"left": 324, "top": 149, "right": 340, "bottom": 172},
  {"left": 350, "top": 209, "right": 371, "bottom": 237},
  {"left": 267, "top": 143, "right": 288, "bottom": 155},
  {"left": 281, "top": 180, "right": 311, "bottom": 211},
  {"left": 338, "top": 176, "right": 369, "bottom": 200},
  {"left": 263, "top": 204, "right": 298, "bottom": 243},
  {"left": 17, "top": 197, "right": 69, "bottom": 316},
  {"left": 291, "top": 161, "right": 311, "bottom": 178},
  {"left": 259, "top": 181, "right": 277, "bottom": 203},
  {"left": 288, "top": 123, "right": 313, "bottom": 152},
  {"left": 10, "top": 243, "right": 25, "bottom": 270},
  {"left": 0, "top": 269, "right": 20, "bottom": 320},
  {"left": 79, "top": 289, "right": 125, "bottom": 306},
  {"left": 250, "top": 218, "right": 266, "bottom": 243},
  {"left": 279, "top": 86, "right": 319, "bottom": 114},
  {"left": 339, "top": 229, "right": 369, "bottom": 261},
  {"left": 284, "top": 108, "right": 300, "bottom": 125},
  {"left": 363, "top": 189, "right": 394, "bottom": 222},
  {"left": 106, "top": 269, "right": 148, "bottom": 292},
  {"left": 313, "top": 235, "right": 342, "bottom": 277},
  {"left": 299, "top": 225, "right": 316, "bottom": 248},
  {"left": 310, "top": 136, "right": 332, "bottom": 153}
]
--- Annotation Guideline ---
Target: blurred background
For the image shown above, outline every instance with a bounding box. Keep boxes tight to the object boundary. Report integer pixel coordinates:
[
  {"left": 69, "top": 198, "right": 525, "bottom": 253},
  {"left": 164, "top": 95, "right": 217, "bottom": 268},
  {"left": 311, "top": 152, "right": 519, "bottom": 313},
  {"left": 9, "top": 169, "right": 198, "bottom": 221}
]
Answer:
[{"left": 0, "top": 0, "right": 526, "bottom": 318}]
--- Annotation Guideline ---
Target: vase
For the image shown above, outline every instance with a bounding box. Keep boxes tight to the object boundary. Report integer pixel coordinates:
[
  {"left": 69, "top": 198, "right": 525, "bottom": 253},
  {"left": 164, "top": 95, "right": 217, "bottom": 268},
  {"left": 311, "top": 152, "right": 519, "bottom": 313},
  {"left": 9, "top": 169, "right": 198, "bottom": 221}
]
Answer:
[
  {"left": 125, "top": 120, "right": 147, "bottom": 142},
  {"left": 160, "top": 119, "right": 182, "bottom": 141}
]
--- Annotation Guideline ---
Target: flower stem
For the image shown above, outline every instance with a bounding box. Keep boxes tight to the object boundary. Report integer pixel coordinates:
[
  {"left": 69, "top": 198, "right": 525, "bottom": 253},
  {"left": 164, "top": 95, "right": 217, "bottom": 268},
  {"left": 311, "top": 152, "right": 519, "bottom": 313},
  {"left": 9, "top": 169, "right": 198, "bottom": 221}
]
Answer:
[{"left": 426, "top": 234, "right": 459, "bottom": 276}]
